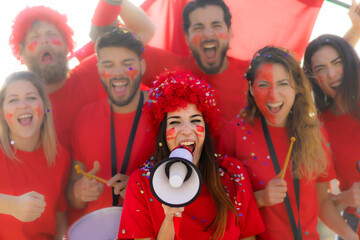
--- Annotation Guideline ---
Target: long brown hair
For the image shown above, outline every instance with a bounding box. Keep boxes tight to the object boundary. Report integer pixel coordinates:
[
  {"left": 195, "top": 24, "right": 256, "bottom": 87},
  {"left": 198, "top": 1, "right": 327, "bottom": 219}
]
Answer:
[
  {"left": 154, "top": 117, "right": 236, "bottom": 239},
  {"left": 245, "top": 46, "right": 328, "bottom": 178},
  {"left": 0, "top": 71, "right": 57, "bottom": 165},
  {"left": 304, "top": 34, "right": 360, "bottom": 120}
]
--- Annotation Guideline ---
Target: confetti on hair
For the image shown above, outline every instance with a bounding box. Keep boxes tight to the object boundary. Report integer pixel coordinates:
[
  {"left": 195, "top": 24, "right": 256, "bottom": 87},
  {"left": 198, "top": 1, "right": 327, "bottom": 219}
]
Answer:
[{"left": 145, "top": 69, "right": 219, "bottom": 135}]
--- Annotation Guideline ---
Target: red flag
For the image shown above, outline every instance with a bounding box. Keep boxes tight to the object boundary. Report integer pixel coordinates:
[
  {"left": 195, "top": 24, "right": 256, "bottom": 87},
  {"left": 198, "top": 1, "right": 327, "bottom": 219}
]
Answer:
[{"left": 141, "top": 0, "right": 324, "bottom": 60}]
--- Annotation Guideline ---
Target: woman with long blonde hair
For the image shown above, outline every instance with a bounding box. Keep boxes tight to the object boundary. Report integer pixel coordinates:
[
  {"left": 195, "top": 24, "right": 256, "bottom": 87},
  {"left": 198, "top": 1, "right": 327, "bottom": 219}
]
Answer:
[{"left": 0, "top": 71, "right": 71, "bottom": 240}]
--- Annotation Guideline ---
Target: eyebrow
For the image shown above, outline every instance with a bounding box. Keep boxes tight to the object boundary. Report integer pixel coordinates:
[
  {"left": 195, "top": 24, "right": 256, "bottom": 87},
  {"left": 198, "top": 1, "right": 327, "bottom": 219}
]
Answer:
[
  {"left": 191, "top": 22, "right": 204, "bottom": 28},
  {"left": 6, "top": 92, "right": 39, "bottom": 99},
  {"left": 167, "top": 114, "right": 203, "bottom": 120},
  {"left": 101, "top": 58, "right": 135, "bottom": 64},
  {"left": 313, "top": 56, "right": 342, "bottom": 70}
]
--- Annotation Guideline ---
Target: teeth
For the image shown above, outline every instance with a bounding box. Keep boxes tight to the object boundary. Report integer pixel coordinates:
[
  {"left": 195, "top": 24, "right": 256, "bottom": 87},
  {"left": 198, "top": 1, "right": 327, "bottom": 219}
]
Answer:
[
  {"left": 267, "top": 102, "right": 282, "bottom": 108},
  {"left": 331, "top": 81, "right": 341, "bottom": 87},
  {"left": 113, "top": 82, "right": 127, "bottom": 86},
  {"left": 180, "top": 141, "right": 194, "bottom": 146},
  {"left": 204, "top": 44, "right": 216, "bottom": 49},
  {"left": 18, "top": 114, "right": 32, "bottom": 119}
]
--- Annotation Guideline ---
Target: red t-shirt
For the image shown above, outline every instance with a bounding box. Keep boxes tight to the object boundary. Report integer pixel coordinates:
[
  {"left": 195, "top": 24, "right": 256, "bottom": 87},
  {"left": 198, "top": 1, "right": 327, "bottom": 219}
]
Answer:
[
  {"left": 321, "top": 110, "right": 360, "bottom": 215},
  {"left": 118, "top": 156, "right": 264, "bottom": 239},
  {"left": 142, "top": 46, "right": 249, "bottom": 135},
  {"left": 49, "top": 55, "right": 107, "bottom": 151},
  {"left": 0, "top": 146, "right": 71, "bottom": 240},
  {"left": 219, "top": 116, "right": 336, "bottom": 240},
  {"left": 69, "top": 97, "right": 156, "bottom": 223}
]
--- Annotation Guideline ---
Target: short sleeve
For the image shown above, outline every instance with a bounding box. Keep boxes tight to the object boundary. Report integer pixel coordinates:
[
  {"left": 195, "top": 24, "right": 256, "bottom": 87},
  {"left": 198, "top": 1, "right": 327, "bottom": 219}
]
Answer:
[
  {"left": 220, "top": 157, "right": 265, "bottom": 238},
  {"left": 317, "top": 127, "right": 336, "bottom": 182},
  {"left": 56, "top": 147, "right": 71, "bottom": 212},
  {"left": 218, "top": 120, "right": 237, "bottom": 157},
  {"left": 118, "top": 170, "right": 155, "bottom": 239}
]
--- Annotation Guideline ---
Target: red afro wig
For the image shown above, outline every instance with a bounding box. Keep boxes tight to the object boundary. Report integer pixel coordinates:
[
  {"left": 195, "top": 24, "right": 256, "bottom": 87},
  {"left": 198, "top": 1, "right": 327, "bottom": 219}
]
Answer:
[
  {"left": 146, "top": 69, "right": 219, "bottom": 135},
  {"left": 9, "top": 6, "right": 75, "bottom": 60}
]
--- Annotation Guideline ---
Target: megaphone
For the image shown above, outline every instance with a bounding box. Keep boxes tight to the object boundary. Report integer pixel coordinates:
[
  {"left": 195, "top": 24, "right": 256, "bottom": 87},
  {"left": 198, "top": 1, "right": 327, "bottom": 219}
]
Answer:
[{"left": 149, "top": 146, "right": 202, "bottom": 207}]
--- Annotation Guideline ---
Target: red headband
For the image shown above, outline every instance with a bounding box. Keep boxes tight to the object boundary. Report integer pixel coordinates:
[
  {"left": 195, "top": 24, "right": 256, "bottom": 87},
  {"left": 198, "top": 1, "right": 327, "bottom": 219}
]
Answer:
[
  {"left": 146, "top": 69, "right": 219, "bottom": 135},
  {"left": 9, "top": 6, "right": 74, "bottom": 60}
]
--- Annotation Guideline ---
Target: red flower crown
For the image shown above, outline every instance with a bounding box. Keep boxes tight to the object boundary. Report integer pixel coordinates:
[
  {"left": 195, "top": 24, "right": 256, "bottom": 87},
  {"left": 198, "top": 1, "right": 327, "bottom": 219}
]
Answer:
[
  {"left": 145, "top": 69, "right": 219, "bottom": 135},
  {"left": 9, "top": 6, "right": 75, "bottom": 60}
]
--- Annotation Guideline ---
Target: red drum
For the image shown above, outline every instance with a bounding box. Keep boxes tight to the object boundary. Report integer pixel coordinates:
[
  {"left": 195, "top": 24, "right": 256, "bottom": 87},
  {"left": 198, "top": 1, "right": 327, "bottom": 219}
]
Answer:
[{"left": 66, "top": 207, "right": 122, "bottom": 240}]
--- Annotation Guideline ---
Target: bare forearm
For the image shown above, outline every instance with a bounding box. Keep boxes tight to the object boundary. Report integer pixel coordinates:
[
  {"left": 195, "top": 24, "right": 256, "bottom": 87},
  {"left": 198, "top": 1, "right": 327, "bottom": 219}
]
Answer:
[
  {"left": 344, "top": 26, "right": 360, "bottom": 47},
  {"left": 332, "top": 192, "right": 349, "bottom": 212},
  {"left": 319, "top": 197, "right": 355, "bottom": 239},
  {"left": 66, "top": 180, "right": 87, "bottom": 209},
  {"left": 0, "top": 194, "right": 15, "bottom": 216},
  {"left": 90, "top": 0, "right": 155, "bottom": 44},
  {"left": 157, "top": 217, "right": 176, "bottom": 240},
  {"left": 317, "top": 183, "right": 357, "bottom": 239},
  {"left": 55, "top": 211, "right": 68, "bottom": 240}
]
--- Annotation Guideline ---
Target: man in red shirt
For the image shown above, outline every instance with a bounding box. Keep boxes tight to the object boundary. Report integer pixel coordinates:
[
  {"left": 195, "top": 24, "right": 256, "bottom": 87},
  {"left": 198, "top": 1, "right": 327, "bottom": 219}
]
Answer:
[
  {"left": 8, "top": 0, "right": 154, "bottom": 150},
  {"left": 91, "top": 0, "right": 249, "bottom": 141},
  {"left": 66, "top": 28, "right": 156, "bottom": 224}
]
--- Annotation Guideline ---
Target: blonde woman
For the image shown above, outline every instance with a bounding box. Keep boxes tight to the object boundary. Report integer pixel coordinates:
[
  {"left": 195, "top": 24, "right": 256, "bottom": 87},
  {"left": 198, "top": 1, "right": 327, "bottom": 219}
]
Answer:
[{"left": 0, "top": 71, "right": 71, "bottom": 240}]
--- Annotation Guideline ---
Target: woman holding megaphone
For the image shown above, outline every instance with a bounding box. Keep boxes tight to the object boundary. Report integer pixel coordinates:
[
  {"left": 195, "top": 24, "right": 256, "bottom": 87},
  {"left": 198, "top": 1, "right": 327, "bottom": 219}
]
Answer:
[{"left": 118, "top": 70, "right": 264, "bottom": 240}]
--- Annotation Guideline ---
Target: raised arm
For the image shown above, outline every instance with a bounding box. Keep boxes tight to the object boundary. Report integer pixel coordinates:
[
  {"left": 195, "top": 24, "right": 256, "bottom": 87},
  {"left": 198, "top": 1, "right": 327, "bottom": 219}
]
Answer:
[
  {"left": 316, "top": 182, "right": 358, "bottom": 240},
  {"left": 90, "top": 0, "right": 155, "bottom": 44},
  {"left": 344, "top": 0, "right": 360, "bottom": 47}
]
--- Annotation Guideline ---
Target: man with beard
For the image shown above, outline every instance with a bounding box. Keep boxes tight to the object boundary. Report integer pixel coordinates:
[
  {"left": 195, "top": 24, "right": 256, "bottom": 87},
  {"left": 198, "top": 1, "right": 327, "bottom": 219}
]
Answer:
[
  {"left": 66, "top": 29, "right": 156, "bottom": 224},
  {"left": 92, "top": 0, "right": 248, "bottom": 141},
  {"left": 9, "top": 1, "right": 154, "bottom": 150}
]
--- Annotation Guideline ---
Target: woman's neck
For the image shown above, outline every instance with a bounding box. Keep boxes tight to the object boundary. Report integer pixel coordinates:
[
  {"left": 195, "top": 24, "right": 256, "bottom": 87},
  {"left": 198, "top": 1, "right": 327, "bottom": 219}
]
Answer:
[
  {"left": 329, "top": 97, "right": 346, "bottom": 115},
  {"left": 10, "top": 133, "right": 41, "bottom": 152}
]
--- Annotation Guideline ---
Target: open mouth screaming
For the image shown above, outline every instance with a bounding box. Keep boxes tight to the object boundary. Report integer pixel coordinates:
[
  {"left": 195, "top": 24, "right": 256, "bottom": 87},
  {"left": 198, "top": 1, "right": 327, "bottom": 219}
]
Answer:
[
  {"left": 17, "top": 113, "right": 33, "bottom": 126},
  {"left": 41, "top": 51, "right": 54, "bottom": 64},
  {"left": 267, "top": 102, "right": 283, "bottom": 113}
]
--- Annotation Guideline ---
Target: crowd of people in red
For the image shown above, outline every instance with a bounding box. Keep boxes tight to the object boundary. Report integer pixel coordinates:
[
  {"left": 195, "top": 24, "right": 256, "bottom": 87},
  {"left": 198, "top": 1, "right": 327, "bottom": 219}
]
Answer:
[{"left": 0, "top": 0, "right": 360, "bottom": 239}]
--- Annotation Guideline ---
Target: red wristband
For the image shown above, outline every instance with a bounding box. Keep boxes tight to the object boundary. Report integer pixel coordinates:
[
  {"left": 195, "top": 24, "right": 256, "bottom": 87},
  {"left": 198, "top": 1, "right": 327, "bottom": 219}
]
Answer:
[{"left": 92, "top": 0, "right": 122, "bottom": 27}]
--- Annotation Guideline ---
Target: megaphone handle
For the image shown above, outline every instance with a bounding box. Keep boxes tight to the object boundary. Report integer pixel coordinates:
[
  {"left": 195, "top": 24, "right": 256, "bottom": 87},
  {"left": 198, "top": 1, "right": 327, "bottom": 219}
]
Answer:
[{"left": 173, "top": 216, "right": 182, "bottom": 240}]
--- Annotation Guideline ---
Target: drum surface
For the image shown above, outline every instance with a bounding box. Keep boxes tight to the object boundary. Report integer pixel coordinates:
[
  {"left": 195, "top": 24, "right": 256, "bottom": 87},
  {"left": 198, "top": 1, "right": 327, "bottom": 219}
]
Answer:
[{"left": 67, "top": 207, "right": 122, "bottom": 240}]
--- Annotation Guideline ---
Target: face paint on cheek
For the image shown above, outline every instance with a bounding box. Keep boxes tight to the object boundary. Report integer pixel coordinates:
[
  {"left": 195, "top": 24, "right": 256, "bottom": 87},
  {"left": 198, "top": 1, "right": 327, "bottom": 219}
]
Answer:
[
  {"left": 253, "top": 64, "right": 276, "bottom": 122},
  {"left": 27, "top": 41, "right": 38, "bottom": 52},
  {"left": 127, "top": 67, "right": 139, "bottom": 81},
  {"left": 338, "top": 66, "right": 343, "bottom": 75},
  {"left": 218, "top": 33, "right": 229, "bottom": 40},
  {"left": 35, "top": 103, "right": 44, "bottom": 118},
  {"left": 316, "top": 75, "right": 327, "bottom": 83},
  {"left": 101, "top": 70, "right": 112, "bottom": 83},
  {"left": 166, "top": 128, "right": 176, "bottom": 140},
  {"left": 190, "top": 34, "right": 202, "bottom": 46},
  {"left": 51, "top": 38, "right": 63, "bottom": 46},
  {"left": 5, "top": 112, "right": 13, "bottom": 126},
  {"left": 196, "top": 125, "right": 205, "bottom": 138}
]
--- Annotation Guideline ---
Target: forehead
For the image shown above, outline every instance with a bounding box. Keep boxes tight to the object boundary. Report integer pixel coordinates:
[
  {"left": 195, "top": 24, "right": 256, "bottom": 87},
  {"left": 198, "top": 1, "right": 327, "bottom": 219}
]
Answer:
[
  {"left": 311, "top": 45, "right": 340, "bottom": 66},
  {"left": 188, "top": 5, "right": 226, "bottom": 26},
  {"left": 255, "top": 63, "right": 289, "bottom": 81},
  {"left": 167, "top": 103, "right": 202, "bottom": 117},
  {"left": 98, "top": 46, "right": 139, "bottom": 61},
  {"left": 5, "top": 80, "right": 39, "bottom": 96},
  {"left": 25, "top": 21, "right": 62, "bottom": 37}
]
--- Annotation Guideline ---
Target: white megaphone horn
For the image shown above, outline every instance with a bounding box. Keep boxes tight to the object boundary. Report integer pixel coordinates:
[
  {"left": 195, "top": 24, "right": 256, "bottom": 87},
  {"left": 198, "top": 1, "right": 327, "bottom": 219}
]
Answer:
[{"left": 149, "top": 146, "right": 203, "bottom": 207}]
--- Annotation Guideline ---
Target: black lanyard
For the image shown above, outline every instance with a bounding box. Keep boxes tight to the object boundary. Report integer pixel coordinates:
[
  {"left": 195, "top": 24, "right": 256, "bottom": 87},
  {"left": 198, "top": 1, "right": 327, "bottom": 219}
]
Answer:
[
  {"left": 110, "top": 91, "right": 144, "bottom": 206},
  {"left": 260, "top": 115, "right": 302, "bottom": 240}
]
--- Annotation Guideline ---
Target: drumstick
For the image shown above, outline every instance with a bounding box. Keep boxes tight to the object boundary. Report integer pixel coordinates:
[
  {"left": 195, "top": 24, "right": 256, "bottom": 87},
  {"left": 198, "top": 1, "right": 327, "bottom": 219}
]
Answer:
[
  {"left": 280, "top": 137, "right": 296, "bottom": 179},
  {"left": 75, "top": 165, "right": 116, "bottom": 187}
]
